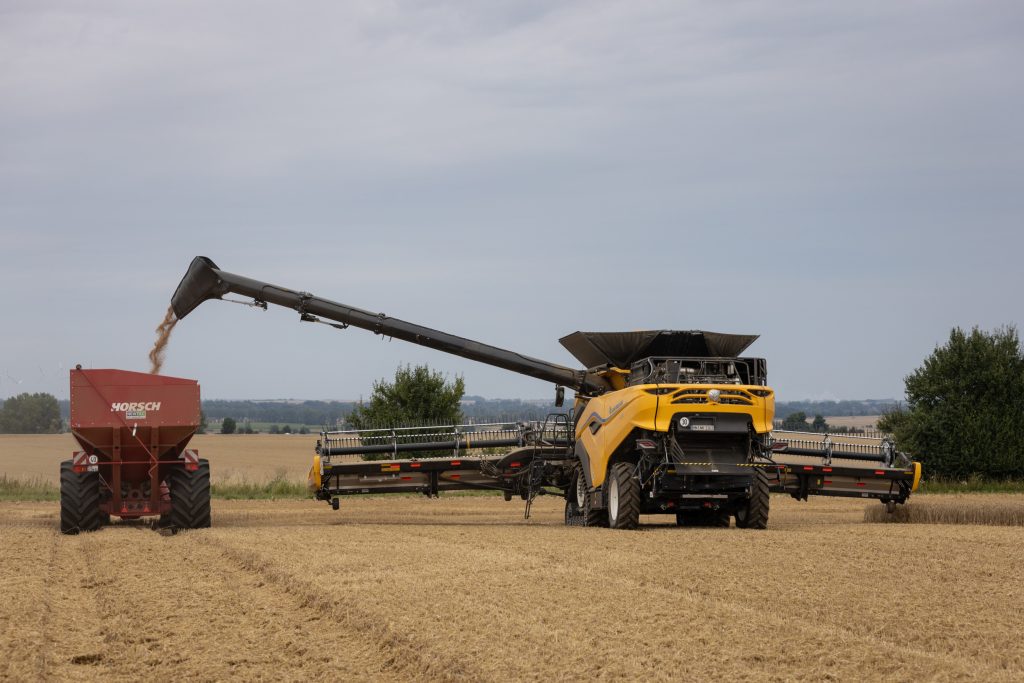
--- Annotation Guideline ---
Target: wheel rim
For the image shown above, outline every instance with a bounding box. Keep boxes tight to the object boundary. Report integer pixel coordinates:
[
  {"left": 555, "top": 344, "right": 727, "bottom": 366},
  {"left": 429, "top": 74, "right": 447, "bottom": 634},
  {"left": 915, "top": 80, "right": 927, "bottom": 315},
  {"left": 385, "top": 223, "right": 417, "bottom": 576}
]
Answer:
[
  {"left": 575, "top": 471, "right": 587, "bottom": 508},
  {"left": 608, "top": 476, "right": 619, "bottom": 522}
]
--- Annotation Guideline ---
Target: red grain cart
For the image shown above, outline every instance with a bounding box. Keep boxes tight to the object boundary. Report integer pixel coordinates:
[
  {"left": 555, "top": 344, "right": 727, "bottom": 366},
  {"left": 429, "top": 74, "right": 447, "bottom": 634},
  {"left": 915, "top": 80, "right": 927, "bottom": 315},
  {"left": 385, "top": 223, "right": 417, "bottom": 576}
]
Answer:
[{"left": 61, "top": 367, "right": 211, "bottom": 534}]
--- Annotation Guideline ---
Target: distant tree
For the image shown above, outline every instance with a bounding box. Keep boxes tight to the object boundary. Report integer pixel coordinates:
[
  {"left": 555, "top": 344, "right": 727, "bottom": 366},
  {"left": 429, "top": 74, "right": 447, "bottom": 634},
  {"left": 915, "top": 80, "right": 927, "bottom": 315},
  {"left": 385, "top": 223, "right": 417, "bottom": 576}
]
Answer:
[
  {"left": 281, "top": 424, "right": 292, "bottom": 434},
  {"left": 883, "top": 326, "right": 1024, "bottom": 479},
  {"left": 349, "top": 364, "right": 465, "bottom": 460},
  {"left": 811, "top": 414, "right": 828, "bottom": 432},
  {"left": 269, "top": 425, "right": 280, "bottom": 434},
  {"left": 781, "top": 411, "right": 809, "bottom": 431},
  {"left": 197, "top": 410, "right": 208, "bottom": 434},
  {"left": 220, "top": 417, "right": 237, "bottom": 435},
  {"left": 298, "top": 426, "right": 309, "bottom": 434},
  {"left": 0, "top": 393, "right": 62, "bottom": 433}
]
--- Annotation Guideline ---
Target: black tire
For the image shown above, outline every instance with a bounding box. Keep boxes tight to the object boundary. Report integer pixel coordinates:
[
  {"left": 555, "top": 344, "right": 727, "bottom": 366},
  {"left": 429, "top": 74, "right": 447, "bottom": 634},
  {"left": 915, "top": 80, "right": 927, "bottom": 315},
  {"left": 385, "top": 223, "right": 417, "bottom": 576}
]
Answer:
[
  {"left": 60, "top": 460, "right": 102, "bottom": 535},
  {"left": 735, "top": 468, "right": 770, "bottom": 530},
  {"left": 605, "top": 462, "right": 641, "bottom": 530},
  {"left": 564, "top": 463, "right": 605, "bottom": 527},
  {"left": 676, "top": 510, "right": 730, "bottom": 527},
  {"left": 163, "top": 459, "right": 211, "bottom": 530}
]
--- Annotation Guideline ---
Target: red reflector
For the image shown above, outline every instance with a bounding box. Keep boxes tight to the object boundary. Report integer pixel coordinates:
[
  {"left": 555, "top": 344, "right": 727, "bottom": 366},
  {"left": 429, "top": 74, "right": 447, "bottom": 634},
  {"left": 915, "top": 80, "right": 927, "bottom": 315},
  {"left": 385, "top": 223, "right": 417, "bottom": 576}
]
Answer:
[
  {"left": 803, "top": 466, "right": 814, "bottom": 471},
  {"left": 824, "top": 480, "right": 832, "bottom": 485},
  {"left": 450, "top": 474, "right": 461, "bottom": 479},
  {"left": 874, "top": 470, "right": 885, "bottom": 476},
  {"left": 450, "top": 461, "right": 461, "bottom": 466},
  {"left": 856, "top": 482, "right": 866, "bottom": 487},
  {"left": 822, "top": 467, "right": 832, "bottom": 473},
  {"left": 510, "top": 462, "right": 521, "bottom": 468},
  {"left": 400, "top": 476, "right": 412, "bottom": 481},
  {"left": 410, "top": 463, "right": 421, "bottom": 468},
  {"left": 73, "top": 466, "right": 85, "bottom": 473}
]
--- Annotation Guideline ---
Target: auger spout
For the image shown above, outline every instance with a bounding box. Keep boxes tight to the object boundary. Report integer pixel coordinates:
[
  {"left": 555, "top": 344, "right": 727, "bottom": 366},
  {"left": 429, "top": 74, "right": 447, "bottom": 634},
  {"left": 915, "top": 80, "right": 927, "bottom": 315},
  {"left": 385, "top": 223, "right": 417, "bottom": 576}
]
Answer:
[{"left": 171, "top": 256, "right": 608, "bottom": 394}]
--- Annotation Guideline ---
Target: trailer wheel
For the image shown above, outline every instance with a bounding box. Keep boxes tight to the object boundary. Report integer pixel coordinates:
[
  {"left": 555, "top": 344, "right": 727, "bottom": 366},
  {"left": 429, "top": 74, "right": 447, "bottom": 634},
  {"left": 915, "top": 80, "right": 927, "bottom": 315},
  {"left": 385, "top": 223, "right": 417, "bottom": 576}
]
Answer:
[
  {"left": 60, "top": 460, "right": 103, "bottom": 535},
  {"left": 676, "top": 510, "right": 730, "bottom": 527},
  {"left": 163, "top": 459, "right": 211, "bottom": 530},
  {"left": 735, "top": 468, "right": 770, "bottom": 530},
  {"left": 605, "top": 462, "right": 640, "bottom": 530}
]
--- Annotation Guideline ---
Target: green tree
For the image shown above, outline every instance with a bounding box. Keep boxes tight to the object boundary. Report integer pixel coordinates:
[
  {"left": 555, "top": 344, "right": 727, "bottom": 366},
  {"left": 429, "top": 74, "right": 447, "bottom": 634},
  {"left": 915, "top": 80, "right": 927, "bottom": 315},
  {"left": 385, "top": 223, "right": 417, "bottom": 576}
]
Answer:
[
  {"left": 269, "top": 425, "right": 280, "bottom": 434},
  {"left": 220, "top": 417, "right": 237, "bottom": 434},
  {"left": 281, "top": 424, "right": 292, "bottom": 434},
  {"left": 349, "top": 364, "right": 465, "bottom": 460},
  {"left": 885, "top": 326, "right": 1024, "bottom": 479},
  {"left": 0, "top": 392, "right": 62, "bottom": 433},
  {"left": 811, "top": 414, "right": 828, "bottom": 432},
  {"left": 781, "top": 411, "right": 809, "bottom": 431}
]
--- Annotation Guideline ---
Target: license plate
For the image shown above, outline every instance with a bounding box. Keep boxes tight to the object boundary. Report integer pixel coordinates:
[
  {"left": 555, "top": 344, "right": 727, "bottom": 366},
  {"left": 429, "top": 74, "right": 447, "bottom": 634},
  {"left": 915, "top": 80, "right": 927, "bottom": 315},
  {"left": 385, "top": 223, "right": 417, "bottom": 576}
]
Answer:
[{"left": 691, "top": 424, "right": 715, "bottom": 431}]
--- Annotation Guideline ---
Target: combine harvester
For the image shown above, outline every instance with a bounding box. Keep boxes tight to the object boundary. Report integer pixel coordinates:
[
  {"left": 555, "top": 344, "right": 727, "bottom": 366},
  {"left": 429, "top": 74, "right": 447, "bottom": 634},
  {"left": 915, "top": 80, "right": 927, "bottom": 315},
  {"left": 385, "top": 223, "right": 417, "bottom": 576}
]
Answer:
[{"left": 170, "top": 256, "right": 921, "bottom": 529}]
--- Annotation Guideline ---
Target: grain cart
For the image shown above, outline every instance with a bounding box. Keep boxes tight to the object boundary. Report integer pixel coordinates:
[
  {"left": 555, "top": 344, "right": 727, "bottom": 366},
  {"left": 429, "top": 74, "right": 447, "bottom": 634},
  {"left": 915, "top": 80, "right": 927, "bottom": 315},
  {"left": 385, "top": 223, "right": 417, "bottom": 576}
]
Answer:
[
  {"left": 170, "top": 256, "right": 921, "bottom": 529},
  {"left": 60, "top": 367, "right": 210, "bottom": 534}
]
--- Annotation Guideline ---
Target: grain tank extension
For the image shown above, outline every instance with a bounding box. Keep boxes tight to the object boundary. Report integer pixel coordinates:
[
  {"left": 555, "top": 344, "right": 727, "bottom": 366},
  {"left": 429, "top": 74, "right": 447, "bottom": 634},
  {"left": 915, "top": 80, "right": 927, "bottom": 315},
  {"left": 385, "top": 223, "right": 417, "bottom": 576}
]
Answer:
[{"left": 60, "top": 368, "right": 211, "bottom": 534}]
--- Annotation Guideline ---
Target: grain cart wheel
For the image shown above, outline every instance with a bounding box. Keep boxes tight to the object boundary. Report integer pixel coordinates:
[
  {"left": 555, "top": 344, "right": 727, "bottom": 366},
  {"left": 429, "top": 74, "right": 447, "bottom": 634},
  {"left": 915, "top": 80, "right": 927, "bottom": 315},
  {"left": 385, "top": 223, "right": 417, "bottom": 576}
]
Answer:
[
  {"left": 60, "top": 460, "right": 102, "bottom": 535},
  {"left": 164, "top": 459, "right": 211, "bottom": 530},
  {"left": 676, "top": 510, "right": 730, "bottom": 527},
  {"left": 735, "top": 468, "right": 770, "bottom": 530},
  {"left": 605, "top": 462, "right": 641, "bottom": 530}
]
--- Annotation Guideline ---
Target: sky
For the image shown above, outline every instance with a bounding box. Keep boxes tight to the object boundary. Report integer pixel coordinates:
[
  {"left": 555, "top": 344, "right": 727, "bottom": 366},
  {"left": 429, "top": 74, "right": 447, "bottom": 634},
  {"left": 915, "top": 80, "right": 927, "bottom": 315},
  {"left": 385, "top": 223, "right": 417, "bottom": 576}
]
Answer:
[{"left": 1, "top": 0, "right": 1022, "bottom": 403}]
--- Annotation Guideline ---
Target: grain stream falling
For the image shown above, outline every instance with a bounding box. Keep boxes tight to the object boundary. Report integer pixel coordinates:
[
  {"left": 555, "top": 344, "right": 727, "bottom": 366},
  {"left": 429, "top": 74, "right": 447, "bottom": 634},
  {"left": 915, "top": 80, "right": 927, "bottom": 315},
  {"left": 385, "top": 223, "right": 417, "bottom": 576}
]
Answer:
[{"left": 148, "top": 306, "right": 177, "bottom": 374}]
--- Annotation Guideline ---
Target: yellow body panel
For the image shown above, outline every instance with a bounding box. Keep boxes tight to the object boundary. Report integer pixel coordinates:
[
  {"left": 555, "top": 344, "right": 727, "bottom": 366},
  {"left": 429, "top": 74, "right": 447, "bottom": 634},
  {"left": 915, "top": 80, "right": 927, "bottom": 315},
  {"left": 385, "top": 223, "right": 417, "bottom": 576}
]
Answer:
[
  {"left": 575, "top": 383, "right": 775, "bottom": 488},
  {"left": 308, "top": 454, "right": 322, "bottom": 493},
  {"left": 911, "top": 461, "right": 923, "bottom": 492}
]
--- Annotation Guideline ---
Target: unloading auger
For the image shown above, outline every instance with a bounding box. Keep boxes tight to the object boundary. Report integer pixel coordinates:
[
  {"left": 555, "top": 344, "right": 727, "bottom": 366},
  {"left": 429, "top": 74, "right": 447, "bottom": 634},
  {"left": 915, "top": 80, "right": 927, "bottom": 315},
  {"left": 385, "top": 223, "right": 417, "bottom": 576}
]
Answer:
[{"left": 171, "top": 256, "right": 921, "bottom": 529}]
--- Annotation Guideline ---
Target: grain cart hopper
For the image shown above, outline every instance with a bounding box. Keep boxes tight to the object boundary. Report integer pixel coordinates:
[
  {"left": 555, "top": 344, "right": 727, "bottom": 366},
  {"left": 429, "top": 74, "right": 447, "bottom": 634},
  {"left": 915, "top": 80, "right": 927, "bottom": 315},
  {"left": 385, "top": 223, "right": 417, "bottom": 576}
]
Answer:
[
  {"left": 60, "top": 367, "right": 210, "bottom": 534},
  {"left": 170, "top": 256, "right": 921, "bottom": 529}
]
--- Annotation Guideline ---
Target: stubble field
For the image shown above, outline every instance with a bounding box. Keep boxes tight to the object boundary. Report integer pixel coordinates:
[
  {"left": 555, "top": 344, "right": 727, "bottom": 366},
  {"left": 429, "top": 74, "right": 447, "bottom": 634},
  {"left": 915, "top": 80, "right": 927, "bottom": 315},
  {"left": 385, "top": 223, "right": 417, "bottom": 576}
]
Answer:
[{"left": 2, "top": 492, "right": 1024, "bottom": 681}]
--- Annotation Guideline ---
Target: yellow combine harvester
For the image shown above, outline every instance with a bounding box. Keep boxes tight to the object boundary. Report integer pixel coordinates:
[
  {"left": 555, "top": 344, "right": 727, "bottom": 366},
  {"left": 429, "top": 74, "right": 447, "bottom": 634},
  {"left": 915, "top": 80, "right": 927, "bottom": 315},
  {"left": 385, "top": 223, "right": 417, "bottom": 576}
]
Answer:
[{"left": 171, "top": 256, "right": 921, "bottom": 529}]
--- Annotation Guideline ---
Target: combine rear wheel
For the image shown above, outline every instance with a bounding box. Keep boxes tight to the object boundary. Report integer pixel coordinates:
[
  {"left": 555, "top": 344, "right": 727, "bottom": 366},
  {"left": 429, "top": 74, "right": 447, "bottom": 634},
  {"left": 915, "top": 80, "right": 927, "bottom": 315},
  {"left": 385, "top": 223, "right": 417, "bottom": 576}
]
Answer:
[
  {"left": 60, "top": 460, "right": 103, "bottom": 535},
  {"left": 606, "top": 462, "right": 640, "bottom": 530},
  {"left": 735, "top": 468, "right": 770, "bottom": 530},
  {"left": 163, "top": 459, "right": 211, "bottom": 530}
]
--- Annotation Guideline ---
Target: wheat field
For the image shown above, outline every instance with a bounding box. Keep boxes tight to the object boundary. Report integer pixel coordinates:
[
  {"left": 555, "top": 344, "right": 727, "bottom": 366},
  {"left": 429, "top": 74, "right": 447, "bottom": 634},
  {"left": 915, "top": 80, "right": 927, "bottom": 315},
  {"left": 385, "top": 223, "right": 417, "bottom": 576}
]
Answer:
[{"left": 2, "top": 493, "right": 1023, "bottom": 681}]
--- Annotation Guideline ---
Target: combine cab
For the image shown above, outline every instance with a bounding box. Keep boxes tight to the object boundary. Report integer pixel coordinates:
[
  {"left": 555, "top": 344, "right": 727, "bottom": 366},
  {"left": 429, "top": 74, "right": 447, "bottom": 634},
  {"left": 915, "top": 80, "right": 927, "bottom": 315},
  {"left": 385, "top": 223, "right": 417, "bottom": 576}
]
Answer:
[{"left": 61, "top": 367, "right": 210, "bottom": 534}]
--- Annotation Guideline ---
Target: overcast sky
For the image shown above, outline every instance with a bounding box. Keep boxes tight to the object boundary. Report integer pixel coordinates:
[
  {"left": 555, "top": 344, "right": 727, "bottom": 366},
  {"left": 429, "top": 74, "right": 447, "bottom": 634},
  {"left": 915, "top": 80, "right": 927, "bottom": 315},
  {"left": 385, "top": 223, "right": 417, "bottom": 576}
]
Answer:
[{"left": 1, "top": 0, "right": 1021, "bottom": 403}]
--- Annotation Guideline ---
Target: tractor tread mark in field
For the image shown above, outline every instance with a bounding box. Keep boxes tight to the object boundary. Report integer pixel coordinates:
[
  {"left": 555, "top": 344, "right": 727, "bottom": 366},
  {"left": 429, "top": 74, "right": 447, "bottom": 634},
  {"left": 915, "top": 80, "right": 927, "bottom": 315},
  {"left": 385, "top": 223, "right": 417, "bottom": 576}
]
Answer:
[
  {"left": 59, "top": 460, "right": 103, "bottom": 535},
  {"left": 164, "top": 458, "right": 212, "bottom": 530},
  {"left": 735, "top": 467, "right": 770, "bottom": 529}
]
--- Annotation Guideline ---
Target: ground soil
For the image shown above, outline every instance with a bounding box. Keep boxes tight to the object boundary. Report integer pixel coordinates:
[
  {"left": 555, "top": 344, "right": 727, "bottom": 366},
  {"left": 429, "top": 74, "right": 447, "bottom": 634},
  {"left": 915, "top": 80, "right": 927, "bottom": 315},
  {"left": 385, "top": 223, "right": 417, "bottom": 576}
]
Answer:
[{"left": 2, "top": 494, "right": 1023, "bottom": 681}]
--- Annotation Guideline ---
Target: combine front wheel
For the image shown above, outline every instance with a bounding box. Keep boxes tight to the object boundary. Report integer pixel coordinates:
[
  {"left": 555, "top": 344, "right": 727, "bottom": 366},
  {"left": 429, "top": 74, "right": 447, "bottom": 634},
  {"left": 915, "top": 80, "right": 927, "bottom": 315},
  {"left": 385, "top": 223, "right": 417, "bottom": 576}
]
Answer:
[
  {"left": 564, "top": 464, "right": 605, "bottom": 527},
  {"left": 163, "top": 459, "right": 211, "bottom": 530},
  {"left": 735, "top": 468, "right": 770, "bottom": 530},
  {"left": 606, "top": 462, "right": 640, "bottom": 530},
  {"left": 59, "top": 460, "right": 103, "bottom": 535}
]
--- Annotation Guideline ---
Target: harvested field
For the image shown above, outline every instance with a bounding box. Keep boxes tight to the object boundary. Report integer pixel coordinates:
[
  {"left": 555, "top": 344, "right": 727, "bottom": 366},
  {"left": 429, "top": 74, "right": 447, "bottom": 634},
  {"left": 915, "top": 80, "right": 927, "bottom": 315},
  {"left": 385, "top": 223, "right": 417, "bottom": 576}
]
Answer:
[
  {"left": 0, "top": 433, "right": 322, "bottom": 486},
  {"left": 2, "top": 494, "right": 1023, "bottom": 681}
]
